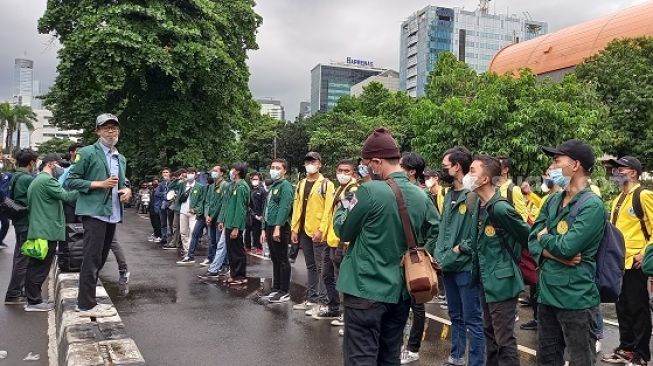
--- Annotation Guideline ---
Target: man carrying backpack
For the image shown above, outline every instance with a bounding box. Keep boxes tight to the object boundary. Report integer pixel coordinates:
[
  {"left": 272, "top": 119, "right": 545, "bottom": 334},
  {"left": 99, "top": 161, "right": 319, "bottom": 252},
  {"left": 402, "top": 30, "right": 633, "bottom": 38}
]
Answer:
[
  {"left": 529, "top": 140, "right": 606, "bottom": 366},
  {"left": 601, "top": 156, "right": 652, "bottom": 366},
  {"left": 465, "top": 155, "right": 530, "bottom": 366}
]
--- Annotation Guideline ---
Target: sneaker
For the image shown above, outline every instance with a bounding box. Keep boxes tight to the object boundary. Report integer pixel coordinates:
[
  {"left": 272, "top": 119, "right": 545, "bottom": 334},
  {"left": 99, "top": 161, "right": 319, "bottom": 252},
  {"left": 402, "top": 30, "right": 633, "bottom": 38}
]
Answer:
[
  {"left": 76, "top": 304, "right": 117, "bottom": 318},
  {"left": 4, "top": 297, "right": 27, "bottom": 305},
  {"left": 400, "top": 351, "right": 420, "bottom": 364},
  {"left": 313, "top": 308, "right": 340, "bottom": 320},
  {"left": 520, "top": 319, "right": 538, "bottom": 331},
  {"left": 153, "top": 237, "right": 162, "bottom": 243},
  {"left": 198, "top": 271, "right": 219, "bottom": 278},
  {"left": 596, "top": 340, "right": 602, "bottom": 354},
  {"left": 629, "top": 356, "right": 648, "bottom": 366},
  {"left": 268, "top": 292, "right": 291, "bottom": 303},
  {"left": 306, "top": 305, "right": 325, "bottom": 317},
  {"left": 338, "top": 328, "right": 344, "bottom": 337},
  {"left": 601, "top": 349, "right": 634, "bottom": 364},
  {"left": 331, "top": 315, "right": 345, "bottom": 326},
  {"left": 218, "top": 267, "right": 230, "bottom": 276},
  {"left": 161, "top": 245, "right": 177, "bottom": 250},
  {"left": 118, "top": 271, "right": 130, "bottom": 296},
  {"left": 200, "top": 259, "right": 210, "bottom": 266},
  {"left": 440, "top": 304, "right": 448, "bottom": 310},
  {"left": 259, "top": 290, "right": 279, "bottom": 299},
  {"left": 293, "top": 301, "right": 316, "bottom": 311},
  {"left": 24, "top": 303, "right": 54, "bottom": 312},
  {"left": 176, "top": 257, "right": 195, "bottom": 265},
  {"left": 256, "top": 248, "right": 263, "bottom": 256},
  {"left": 432, "top": 296, "right": 447, "bottom": 305},
  {"left": 147, "top": 235, "right": 156, "bottom": 242}
]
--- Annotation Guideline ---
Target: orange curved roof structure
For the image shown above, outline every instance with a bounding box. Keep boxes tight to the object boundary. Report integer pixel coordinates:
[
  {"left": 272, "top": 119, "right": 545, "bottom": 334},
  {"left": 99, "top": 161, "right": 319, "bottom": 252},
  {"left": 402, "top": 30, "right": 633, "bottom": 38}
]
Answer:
[{"left": 489, "top": 1, "right": 653, "bottom": 76}]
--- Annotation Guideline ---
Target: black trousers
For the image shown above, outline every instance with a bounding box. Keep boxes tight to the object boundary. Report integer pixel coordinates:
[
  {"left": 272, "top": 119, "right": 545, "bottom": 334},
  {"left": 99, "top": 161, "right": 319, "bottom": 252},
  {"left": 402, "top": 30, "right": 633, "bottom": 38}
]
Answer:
[
  {"left": 5, "top": 225, "right": 29, "bottom": 300},
  {"left": 322, "top": 246, "right": 341, "bottom": 311},
  {"left": 267, "top": 224, "right": 291, "bottom": 292},
  {"left": 245, "top": 216, "right": 262, "bottom": 250},
  {"left": 78, "top": 217, "right": 116, "bottom": 310},
  {"left": 0, "top": 214, "right": 9, "bottom": 243},
  {"left": 617, "top": 269, "right": 652, "bottom": 361},
  {"left": 289, "top": 241, "right": 300, "bottom": 260},
  {"left": 481, "top": 294, "right": 520, "bottom": 366},
  {"left": 537, "top": 304, "right": 597, "bottom": 366},
  {"left": 343, "top": 296, "right": 411, "bottom": 366},
  {"left": 25, "top": 241, "right": 58, "bottom": 305},
  {"left": 227, "top": 229, "right": 246, "bottom": 279},
  {"left": 149, "top": 207, "right": 161, "bottom": 238},
  {"left": 407, "top": 301, "right": 426, "bottom": 353}
]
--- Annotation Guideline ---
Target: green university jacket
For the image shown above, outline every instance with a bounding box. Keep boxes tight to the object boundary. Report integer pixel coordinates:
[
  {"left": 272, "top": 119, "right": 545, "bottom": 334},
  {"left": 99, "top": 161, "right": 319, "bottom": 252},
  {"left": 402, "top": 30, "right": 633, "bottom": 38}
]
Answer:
[
  {"left": 426, "top": 188, "right": 475, "bottom": 272},
  {"left": 204, "top": 179, "right": 228, "bottom": 221},
  {"left": 334, "top": 172, "right": 439, "bottom": 303},
  {"left": 10, "top": 168, "right": 35, "bottom": 227},
  {"left": 64, "top": 141, "right": 127, "bottom": 217},
  {"left": 470, "top": 193, "right": 529, "bottom": 303},
  {"left": 173, "top": 181, "right": 205, "bottom": 214},
  {"left": 262, "top": 178, "right": 294, "bottom": 227},
  {"left": 528, "top": 188, "right": 604, "bottom": 310},
  {"left": 224, "top": 180, "right": 250, "bottom": 230},
  {"left": 27, "top": 172, "right": 79, "bottom": 241}
]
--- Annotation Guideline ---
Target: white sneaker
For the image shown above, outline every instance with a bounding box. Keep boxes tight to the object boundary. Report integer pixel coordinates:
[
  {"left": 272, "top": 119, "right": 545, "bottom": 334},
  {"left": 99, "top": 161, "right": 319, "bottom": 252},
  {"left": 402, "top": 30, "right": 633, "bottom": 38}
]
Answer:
[
  {"left": 305, "top": 305, "right": 324, "bottom": 317},
  {"left": 292, "top": 301, "right": 315, "bottom": 311},
  {"left": 176, "top": 257, "right": 195, "bottom": 265},
  {"left": 153, "top": 237, "right": 162, "bottom": 243},
  {"left": 200, "top": 259, "right": 210, "bottom": 266},
  {"left": 400, "top": 351, "right": 420, "bottom": 364},
  {"left": 331, "top": 315, "right": 345, "bottom": 326},
  {"left": 24, "top": 303, "right": 54, "bottom": 312},
  {"left": 76, "top": 304, "right": 117, "bottom": 318}
]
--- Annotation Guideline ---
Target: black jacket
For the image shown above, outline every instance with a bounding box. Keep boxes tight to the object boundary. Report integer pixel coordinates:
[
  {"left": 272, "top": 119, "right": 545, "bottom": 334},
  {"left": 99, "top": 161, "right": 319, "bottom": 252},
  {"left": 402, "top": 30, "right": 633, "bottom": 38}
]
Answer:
[{"left": 249, "top": 185, "right": 267, "bottom": 217}]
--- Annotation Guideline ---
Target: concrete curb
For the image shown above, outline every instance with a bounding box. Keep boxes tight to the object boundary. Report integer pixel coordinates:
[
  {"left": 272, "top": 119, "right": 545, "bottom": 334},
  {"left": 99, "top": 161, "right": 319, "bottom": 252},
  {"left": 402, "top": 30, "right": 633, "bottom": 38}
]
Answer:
[{"left": 54, "top": 271, "right": 145, "bottom": 365}]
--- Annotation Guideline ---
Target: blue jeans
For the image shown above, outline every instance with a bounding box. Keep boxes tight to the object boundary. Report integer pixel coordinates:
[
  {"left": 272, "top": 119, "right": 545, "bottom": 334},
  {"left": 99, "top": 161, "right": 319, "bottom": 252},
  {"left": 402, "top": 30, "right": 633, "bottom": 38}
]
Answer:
[
  {"left": 596, "top": 308, "right": 604, "bottom": 339},
  {"left": 442, "top": 271, "right": 485, "bottom": 366},
  {"left": 206, "top": 223, "right": 218, "bottom": 262},
  {"left": 208, "top": 230, "right": 228, "bottom": 273},
  {"left": 187, "top": 215, "right": 206, "bottom": 259},
  {"left": 159, "top": 208, "right": 169, "bottom": 241}
]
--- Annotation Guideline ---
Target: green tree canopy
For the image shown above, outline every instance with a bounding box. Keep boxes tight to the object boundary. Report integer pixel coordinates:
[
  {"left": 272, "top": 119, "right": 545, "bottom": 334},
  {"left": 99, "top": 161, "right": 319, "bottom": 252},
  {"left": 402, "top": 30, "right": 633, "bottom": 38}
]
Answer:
[
  {"left": 36, "top": 137, "right": 75, "bottom": 156},
  {"left": 38, "top": 0, "right": 262, "bottom": 178},
  {"left": 576, "top": 37, "right": 653, "bottom": 171}
]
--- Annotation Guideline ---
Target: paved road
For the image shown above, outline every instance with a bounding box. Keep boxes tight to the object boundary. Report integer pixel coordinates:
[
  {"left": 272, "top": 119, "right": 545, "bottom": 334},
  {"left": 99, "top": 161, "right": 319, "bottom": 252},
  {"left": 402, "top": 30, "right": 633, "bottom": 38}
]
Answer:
[
  {"left": 101, "top": 210, "right": 623, "bottom": 366},
  {"left": 0, "top": 225, "right": 50, "bottom": 365}
]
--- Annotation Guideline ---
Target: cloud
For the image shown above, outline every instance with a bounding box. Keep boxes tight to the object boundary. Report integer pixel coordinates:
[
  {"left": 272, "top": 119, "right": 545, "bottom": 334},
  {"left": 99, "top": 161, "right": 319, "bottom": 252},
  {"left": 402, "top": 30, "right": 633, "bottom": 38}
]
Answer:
[{"left": 1, "top": 0, "right": 649, "bottom": 120}]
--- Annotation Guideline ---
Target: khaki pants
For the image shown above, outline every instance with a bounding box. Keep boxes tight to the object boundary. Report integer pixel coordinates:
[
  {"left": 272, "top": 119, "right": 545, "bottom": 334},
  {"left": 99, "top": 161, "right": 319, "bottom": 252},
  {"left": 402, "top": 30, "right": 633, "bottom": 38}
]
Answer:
[{"left": 179, "top": 212, "right": 197, "bottom": 255}]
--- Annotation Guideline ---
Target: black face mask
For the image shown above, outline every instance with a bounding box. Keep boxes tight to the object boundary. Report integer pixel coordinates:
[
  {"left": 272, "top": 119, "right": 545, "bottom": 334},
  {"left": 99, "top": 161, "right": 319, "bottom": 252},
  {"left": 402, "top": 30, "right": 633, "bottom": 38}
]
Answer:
[{"left": 441, "top": 169, "right": 455, "bottom": 184}]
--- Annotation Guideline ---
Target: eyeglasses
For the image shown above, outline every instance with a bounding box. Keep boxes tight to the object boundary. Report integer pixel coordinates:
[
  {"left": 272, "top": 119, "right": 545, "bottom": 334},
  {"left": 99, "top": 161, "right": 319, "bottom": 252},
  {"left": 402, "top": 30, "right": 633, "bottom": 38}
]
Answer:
[{"left": 100, "top": 125, "right": 120, "bottom": 132}]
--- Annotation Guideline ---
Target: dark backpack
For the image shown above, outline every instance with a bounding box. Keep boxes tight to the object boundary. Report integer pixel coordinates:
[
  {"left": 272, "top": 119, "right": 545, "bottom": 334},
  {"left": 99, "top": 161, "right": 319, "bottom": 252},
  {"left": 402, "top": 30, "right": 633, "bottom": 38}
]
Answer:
[
  {"left": 632, "top": 187, "right": 651, "bottom": 242},
  {"left": 0, "top": 172, "right": 13, "bottom": 201},
  {"left": 567, "top": 191, "right": 625, "bottom": 303}
]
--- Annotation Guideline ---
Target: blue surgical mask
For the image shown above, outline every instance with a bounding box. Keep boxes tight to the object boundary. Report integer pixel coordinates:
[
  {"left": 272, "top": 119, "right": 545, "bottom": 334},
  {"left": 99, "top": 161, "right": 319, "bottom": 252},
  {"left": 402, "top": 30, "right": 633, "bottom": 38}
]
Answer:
[
  {"left": 357, "top": 164, "right": 369, "bottom": 178},
  {"left": 270, "top": 169, "right": 281, "bottom": 181},
  {"left": 548, "top": 168, "right": 570, "bottom": 189}
]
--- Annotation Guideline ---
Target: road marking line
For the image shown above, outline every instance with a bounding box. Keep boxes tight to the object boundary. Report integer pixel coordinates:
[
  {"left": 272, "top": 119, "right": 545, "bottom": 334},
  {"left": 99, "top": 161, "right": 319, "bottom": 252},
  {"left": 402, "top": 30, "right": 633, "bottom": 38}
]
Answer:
[
  {"left": 47, "top": 265, "right": 57, "bottom": 366},
  {"left": 248, "top": 252, "right": 271, "bottom": 261}
]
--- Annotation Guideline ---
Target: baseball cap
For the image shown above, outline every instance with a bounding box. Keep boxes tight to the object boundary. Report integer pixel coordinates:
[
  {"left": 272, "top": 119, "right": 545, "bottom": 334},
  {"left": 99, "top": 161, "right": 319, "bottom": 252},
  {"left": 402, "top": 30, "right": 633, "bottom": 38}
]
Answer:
[
  {"left": 608, "top": 155, "right": 643, "bottom": 175},
  {"left": 541, "top": 139, "right": 596, "bottom": 172},
  {"left": 304, "top": 152, "right": 322, "bottom": 162},
  {"left": 96, "top": 113, "right": 120, "bottom": 128}
]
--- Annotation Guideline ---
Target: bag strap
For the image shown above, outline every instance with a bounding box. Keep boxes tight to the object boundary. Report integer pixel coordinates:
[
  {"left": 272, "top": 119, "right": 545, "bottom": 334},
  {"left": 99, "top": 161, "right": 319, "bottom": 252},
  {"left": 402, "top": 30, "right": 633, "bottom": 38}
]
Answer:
[
  {"left": 487, "top": 199, "right": 520, "bottom": 267},
  {"left": 633, "top": 187, "right": 651, "bottom": 242},
  {"left": 9, "top": 172, "right": 23, "bottom": 200},
  {"left": 507, "top": 183, "right": 514, "bottom": 205},
  {"left": 610, "top": 191, "right": 628, "bottom": 225},
  {"left": 567, "top": 191, "right": 594, "bottom": 226},
  {"left": 386, "top": 178, "right": 417, "bottom": 249}
]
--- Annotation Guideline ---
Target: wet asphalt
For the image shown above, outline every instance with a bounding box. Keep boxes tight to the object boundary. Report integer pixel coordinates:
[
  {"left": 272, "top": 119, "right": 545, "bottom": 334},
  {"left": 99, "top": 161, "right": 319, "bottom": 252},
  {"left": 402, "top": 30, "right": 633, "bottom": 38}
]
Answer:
[{"left": 100, "top": 210, "right": 624, "bottom": 366}]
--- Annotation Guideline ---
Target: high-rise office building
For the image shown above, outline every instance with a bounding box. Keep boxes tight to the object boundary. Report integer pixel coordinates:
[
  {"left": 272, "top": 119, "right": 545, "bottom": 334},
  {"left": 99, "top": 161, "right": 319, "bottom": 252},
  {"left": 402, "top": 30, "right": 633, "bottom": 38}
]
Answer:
[
  {"left": 258, "top": 98, "right": 286, "bottom": 121},
  {"left": 298, "top": 101, "right": 311, "bottom": 120},
  {"left": 351, "top": 69, "right": 400, "bottom": 97},
  {"left": 13, "top": 58, "right": 35, "bottom": 147},
  {"left": 310, "top": 58, "right": 386, "bottom": 115},
  {"left": 400, "top": 5, "right": 547, "bottom": 97}
]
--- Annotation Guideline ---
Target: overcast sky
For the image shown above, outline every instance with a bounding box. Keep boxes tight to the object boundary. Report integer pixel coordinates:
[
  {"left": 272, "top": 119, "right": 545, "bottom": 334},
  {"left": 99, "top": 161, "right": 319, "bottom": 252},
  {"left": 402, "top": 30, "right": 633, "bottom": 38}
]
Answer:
[{"left": 1, "top": 0, "right": 648, "bottom": 120}]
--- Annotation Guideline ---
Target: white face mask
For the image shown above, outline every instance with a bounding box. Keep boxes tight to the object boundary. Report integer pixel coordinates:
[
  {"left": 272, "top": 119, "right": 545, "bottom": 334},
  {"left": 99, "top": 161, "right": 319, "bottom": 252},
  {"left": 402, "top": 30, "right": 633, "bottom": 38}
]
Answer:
[
  {"left": 305, "top": 164, "right": 318, "bottom": 175},
  {"left": 251, "top": 180, "right": 260, "bottom": 187},
  {"left": 337, "top": 173, "right": 352, "bottom": 186},
  {"left": 186, "top": 173, "right": 195, "bottom": 182},
  {"left": 462, "top": 174, "right": 481, "bottom": 192},
  {"left": 270, "top": 169, "right": 282, "bottom": 181},
  {"left": 425, "top": 178, "right": 436, "bottom": 189},
  {"left": 100, "top": 136, "right": 119, "bottom": 147}
]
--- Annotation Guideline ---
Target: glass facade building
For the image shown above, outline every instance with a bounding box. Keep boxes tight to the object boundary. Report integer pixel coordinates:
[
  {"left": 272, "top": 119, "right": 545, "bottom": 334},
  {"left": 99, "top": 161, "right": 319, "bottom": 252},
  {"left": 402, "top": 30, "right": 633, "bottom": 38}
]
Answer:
[
  {"left": 400, "top": 6, "right": 548, "bottom": 97},
  {"left": 310, "top": 63, "right": 385, "bottom": 115}
]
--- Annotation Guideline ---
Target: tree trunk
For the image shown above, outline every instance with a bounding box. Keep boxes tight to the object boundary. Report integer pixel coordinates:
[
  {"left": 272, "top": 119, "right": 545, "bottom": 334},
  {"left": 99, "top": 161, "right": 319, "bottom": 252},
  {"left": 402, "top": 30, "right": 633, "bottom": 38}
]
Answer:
[
  {"left": 6, "top": 130, "right": 13, "bottom": 153},
  {"left": 15, "top": 126, "right": 21, "bottom": 150}
]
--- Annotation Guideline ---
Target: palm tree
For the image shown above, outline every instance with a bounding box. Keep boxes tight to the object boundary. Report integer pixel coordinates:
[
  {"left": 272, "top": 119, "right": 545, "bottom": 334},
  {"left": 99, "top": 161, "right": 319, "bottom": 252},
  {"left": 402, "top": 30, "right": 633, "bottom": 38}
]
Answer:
[
  {"left": 0, "top": 102, "right": 14, "bottom": 153},
  {"left": 12, "top": 105, "right": 37, "bottom": 150}
]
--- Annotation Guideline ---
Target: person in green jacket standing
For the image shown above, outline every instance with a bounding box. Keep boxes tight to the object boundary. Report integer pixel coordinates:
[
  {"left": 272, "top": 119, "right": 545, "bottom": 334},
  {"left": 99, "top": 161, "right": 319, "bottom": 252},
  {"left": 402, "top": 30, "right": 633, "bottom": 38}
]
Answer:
[
  {"left": 202, "top": 165, "right": 228, "bottom": 266},
  {"left": 223, "top": 162, "right": 250, "bottom": 285},
  {"left": 424, "top": 146, "right": 485, "bottom": 366},
  {"left": 23, "top": 154, "right": 79, "bottom": 312},
  {"left": 260, "top": 158, "right": 294, "bottom": 303},
  {"left": 529, "top": 140, "right": 605, "bottom": 366},
  {"left": 334, "top": 128, "right": 439, "bottom": 365},
  {"left": 65, "top": 113, "right": 131, "bottom": 317},
  {"left": 201, "top": 166, "right": 231, "bottom": 277},
  {"left": 465, "top": 156, "right": 530, "bottom": 366},
  {"left": 163, "top": 169, "right": 186, "bottom": 250},
  {"left": 4, "top": 148, "right": 39, "bottom": 305}
]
